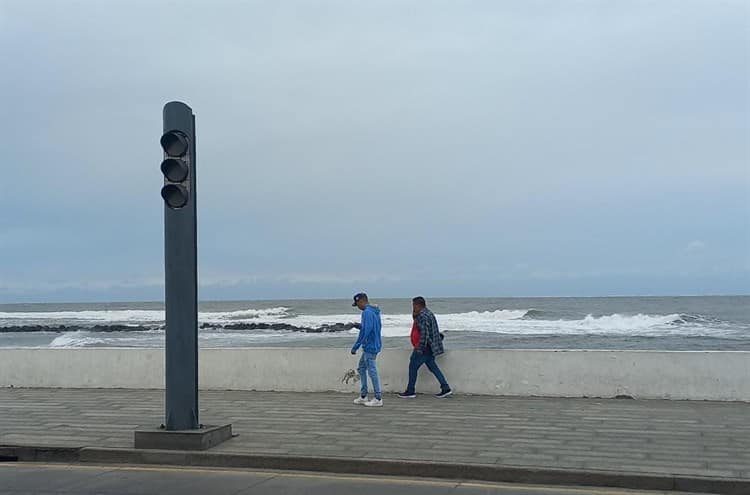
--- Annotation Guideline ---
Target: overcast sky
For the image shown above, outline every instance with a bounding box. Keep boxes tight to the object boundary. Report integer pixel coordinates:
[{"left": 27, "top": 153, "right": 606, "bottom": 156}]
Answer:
[{"left": 1, "top": 0, "right": 748, "bottom": 303}]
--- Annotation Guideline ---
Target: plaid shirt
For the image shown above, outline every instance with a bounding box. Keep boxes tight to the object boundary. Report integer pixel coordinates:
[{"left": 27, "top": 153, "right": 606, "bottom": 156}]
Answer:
[{"left": 416, "top": 308, "right": 444, "bottom": 356}]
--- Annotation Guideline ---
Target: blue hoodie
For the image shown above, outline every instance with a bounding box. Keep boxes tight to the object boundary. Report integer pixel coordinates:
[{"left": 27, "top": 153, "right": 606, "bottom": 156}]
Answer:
[{"left": 351, "top": 305, "right": 382, "bottom": 354}]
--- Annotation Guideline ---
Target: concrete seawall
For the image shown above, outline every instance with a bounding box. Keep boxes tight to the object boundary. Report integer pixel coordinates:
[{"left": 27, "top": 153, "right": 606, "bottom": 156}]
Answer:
[{"left": 1, "top": 348, "right": 748, "bottom": 401}]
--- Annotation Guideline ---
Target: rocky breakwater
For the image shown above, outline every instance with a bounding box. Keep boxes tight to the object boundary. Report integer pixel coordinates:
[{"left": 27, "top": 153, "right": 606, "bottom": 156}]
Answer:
[{"left": 199, "top": 322, "right": 356, "bottom": 333}]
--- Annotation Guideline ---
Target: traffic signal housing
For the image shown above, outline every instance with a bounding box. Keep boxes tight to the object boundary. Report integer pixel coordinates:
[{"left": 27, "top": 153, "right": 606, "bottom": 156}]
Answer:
[{"left": 160, "top": 130, "right": 191, "bottom": 209}]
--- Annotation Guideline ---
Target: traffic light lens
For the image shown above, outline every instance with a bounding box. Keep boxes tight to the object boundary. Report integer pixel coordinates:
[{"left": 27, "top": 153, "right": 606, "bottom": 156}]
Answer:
[
  {"left": 160, "top": 131, "right": 189, "bottom": 157},
  {"left": 161, "top": 184, "right": 189, "bottom": 209},
  {"left": 161, "top": 159, "right": 189, "bottom": 182}
]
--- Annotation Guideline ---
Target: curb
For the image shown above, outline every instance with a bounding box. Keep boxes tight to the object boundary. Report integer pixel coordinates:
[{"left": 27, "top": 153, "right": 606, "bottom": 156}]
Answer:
[
  {"left": 2, "top": 445, "right": 748, "bottom": 495},
  {"left": 0, "top": 445, "right": 79, "bottom": 463}
]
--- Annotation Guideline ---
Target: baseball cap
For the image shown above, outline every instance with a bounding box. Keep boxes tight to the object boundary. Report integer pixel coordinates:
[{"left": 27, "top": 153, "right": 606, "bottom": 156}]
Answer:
[{"left": 352, "top": 292, "right": 368, "bottom": 306}]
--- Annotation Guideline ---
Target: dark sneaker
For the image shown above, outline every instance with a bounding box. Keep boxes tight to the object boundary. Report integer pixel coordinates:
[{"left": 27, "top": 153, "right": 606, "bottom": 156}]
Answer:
[
  {"left": 398, "top": 391, "right": 416, "bottom": 399},
  {"left": 435, "top": 388, "right": 453, "bottom": 398}
]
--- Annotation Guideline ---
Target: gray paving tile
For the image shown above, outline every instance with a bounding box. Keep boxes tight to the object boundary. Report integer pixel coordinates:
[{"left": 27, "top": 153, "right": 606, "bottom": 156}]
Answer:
[{"left": 1, "top": 388, "right": 748, "bottom": 480}]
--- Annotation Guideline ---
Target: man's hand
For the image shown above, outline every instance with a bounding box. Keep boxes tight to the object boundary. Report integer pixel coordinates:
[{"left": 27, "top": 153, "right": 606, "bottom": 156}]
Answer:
[{"left": 353, "top": 322, "right": 361, "bottom": 329}]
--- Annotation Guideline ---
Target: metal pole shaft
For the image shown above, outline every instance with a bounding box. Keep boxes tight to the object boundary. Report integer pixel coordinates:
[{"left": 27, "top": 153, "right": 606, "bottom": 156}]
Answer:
[{"left": 163, "top": 101, "right": 199, "bottom": 431}]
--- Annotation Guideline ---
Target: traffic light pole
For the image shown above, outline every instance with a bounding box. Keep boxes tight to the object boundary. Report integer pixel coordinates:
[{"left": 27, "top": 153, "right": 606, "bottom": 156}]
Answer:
[
  {"left": 162, "top": 101, "right": 198, "bottom": 431},
  {"left": 134, "top": 102, "right": 231, "bottom": 449}
]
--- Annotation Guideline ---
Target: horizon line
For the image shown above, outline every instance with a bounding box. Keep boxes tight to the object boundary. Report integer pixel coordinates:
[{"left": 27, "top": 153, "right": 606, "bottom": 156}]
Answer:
[{"left": 1, "top": 293, "right": 749, "bottom": 307}]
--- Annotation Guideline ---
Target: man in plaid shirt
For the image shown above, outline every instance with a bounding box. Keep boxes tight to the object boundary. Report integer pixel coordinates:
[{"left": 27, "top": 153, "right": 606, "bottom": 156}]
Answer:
[{"left": 399, "top": 296, "right": 452, "bottom": 399}]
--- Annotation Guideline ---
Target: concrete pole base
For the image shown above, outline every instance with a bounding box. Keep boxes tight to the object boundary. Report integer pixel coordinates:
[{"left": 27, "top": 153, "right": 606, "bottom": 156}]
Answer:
[{"left": 134, "top": 424, "right": 232, "bottom": 451}]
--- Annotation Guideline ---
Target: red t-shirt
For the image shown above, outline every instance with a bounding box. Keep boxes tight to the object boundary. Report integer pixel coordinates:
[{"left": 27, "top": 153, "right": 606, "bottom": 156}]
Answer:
[{"left": 410, "top": 321, "right": 420, "bottom": 348}]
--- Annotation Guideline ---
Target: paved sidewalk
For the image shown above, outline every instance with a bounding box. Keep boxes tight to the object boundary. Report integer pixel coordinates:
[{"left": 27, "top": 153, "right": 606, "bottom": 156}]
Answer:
[{"left": 1, "top": 389, "right": 749, "bottom": 483}]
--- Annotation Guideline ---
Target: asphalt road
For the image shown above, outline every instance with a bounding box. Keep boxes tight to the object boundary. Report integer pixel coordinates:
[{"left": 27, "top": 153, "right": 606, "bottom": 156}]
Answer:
[{"left": 0, "top": 463, "right": 709, "bottom": 495}]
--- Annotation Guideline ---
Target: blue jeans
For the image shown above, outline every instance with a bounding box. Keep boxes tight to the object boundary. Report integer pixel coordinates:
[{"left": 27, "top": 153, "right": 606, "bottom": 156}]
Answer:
[
  {"left": 358, "top": 351, "right": 381, "bottom": 399},
  {"left": 406, "top": 347, "right": 449, "bottom": 394}
]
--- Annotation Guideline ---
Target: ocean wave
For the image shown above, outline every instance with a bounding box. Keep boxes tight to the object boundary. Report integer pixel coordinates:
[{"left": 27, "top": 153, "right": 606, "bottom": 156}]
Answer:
[
  {"left": 577, "top": 313, "right": 682, "bottom": 331},
  {"left": 46, "top": 328, "right": 324, "bottom": 348},
  {"left": 676, "top": 314, "right": 723, "bottom": 325},
  {"left": 0, "top": 307, "right": 291, "bottom": 325},
  {"left": 0, "top": 309, "right": 166, "bottom": 323},
  {"left": 443, "top": 312, "right": 735, "bottom": 337},
  {"left": 49, "top": 330, "right": 163, "bottom": 348},
  {"left": 523, "top": 309, "right": 547, "bottom": 319},
  {"left": 2, "top": 308, "right": 741, "bottom": 341},
  {"left": 49, "top": 333, "right": 101, "bottom": 347},
  {"left": 0, "top": 324, "right": 156, "bottom": 333},
  {"left": 272, "top": 310, "right": 535, "bottom": 337},
  {"left": 199, "top": 307, "right": 291, "bottom": 323},
  {"left": 448, "top": 309, "right": 530, "bottom": 320}
]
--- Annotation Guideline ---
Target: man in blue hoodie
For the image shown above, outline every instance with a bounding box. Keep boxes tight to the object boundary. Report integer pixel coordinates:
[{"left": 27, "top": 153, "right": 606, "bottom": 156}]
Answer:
[{"left": 350, "top": 292, "right": 383, "bottom": 407}]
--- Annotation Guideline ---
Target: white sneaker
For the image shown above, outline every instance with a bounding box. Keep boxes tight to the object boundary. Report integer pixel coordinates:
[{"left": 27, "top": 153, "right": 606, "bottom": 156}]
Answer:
[
  {"left": 364, "top": 398, "right": 383, "bottom": 407},
  {"left": 353, "top": 396, "right": 368, "bottom": 405}
]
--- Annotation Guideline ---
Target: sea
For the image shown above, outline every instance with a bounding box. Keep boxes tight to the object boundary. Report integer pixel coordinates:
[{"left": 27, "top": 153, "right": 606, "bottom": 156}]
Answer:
[{"left": 1, "top": 296, "right": 748, "bottom": 351}]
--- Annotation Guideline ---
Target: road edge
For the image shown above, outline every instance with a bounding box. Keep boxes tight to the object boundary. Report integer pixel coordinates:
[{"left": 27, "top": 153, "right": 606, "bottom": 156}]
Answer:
[{"left": 0, "top": 445, "right": 746, "bottom": 494}]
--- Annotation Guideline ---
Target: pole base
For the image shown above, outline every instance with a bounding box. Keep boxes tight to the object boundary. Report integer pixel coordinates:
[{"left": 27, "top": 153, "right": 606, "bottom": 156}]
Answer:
[{"left": 134, "top": 424, "right": 232, "bottom": 451}]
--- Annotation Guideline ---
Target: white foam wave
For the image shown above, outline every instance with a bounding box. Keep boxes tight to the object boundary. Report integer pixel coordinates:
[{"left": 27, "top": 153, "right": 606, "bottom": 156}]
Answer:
[
  {"left": 47, "top": 327, "right": 317, "bottom": 348},
  {"left": 0, "top": 307, "right": 291, "bottom": 325},
  {"left": 198, "top": 307, "right": 291, "bottom": 323},
  {"left": 450, "top": 309, "right": 530, "bottom": 320},
  {"left": 49, "top": 328, "right": 166, "bottom": 348},
  {"left": 435, "top": 312, "right": 687, "bottom": 336},
  {"left": 49, "top": 332, "right": 104, "bottom": 347},
  {"left": 277, "top": 311, "right": 702, "bottom": 337},
  {"left": 1, "top": 310, "right": 165, "bottom": 323},
  {"left": 577, "top": 313, "right": 681, "bottom": 331},
  {"left": 6, "top": 306, "right": 735, "bottom": 344},
  {"left": 268, "top": 310, "right": 531, "bottom": 337}
]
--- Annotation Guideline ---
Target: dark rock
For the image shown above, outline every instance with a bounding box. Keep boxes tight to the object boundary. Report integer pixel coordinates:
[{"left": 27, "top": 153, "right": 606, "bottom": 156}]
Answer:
[{"left": 199, "top": 322, "right": 356, "bottom": 333}]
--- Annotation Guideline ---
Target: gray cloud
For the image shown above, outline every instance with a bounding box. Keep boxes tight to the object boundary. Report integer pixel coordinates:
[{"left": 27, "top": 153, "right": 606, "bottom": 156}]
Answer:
[{"left": 0, "top": 0, "right": 748, "bottom": 302}]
